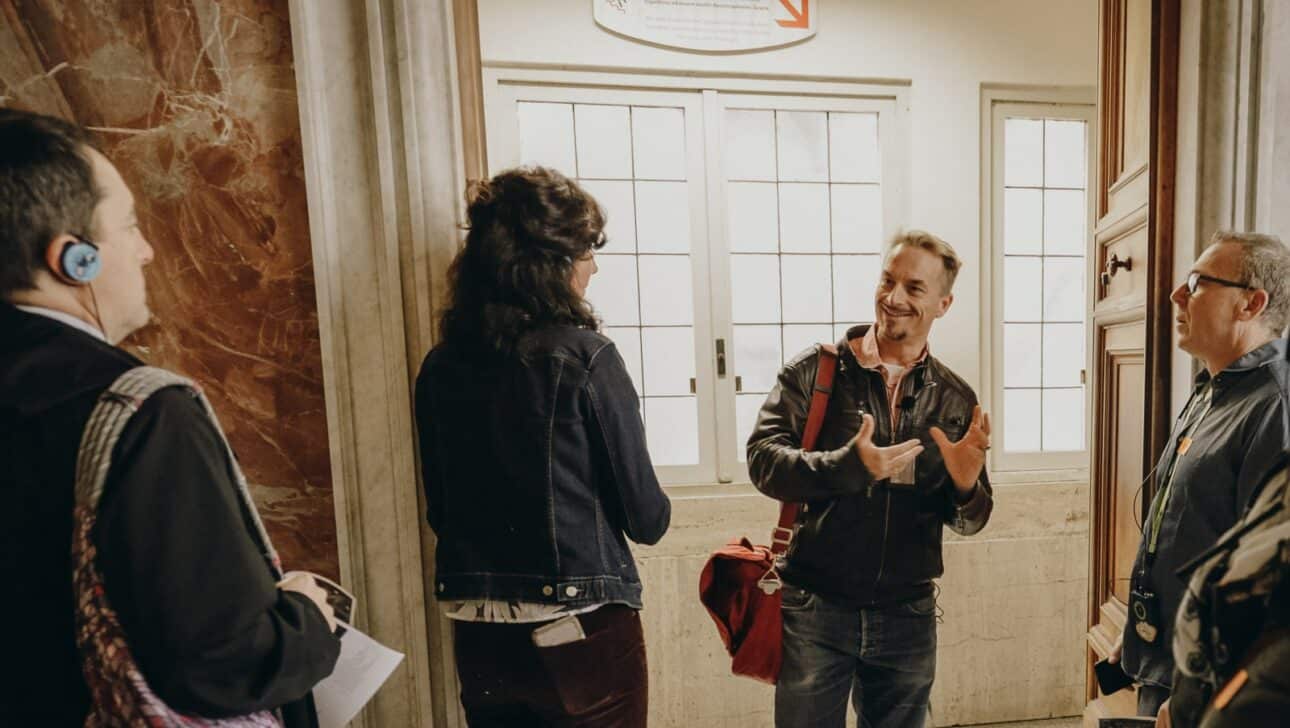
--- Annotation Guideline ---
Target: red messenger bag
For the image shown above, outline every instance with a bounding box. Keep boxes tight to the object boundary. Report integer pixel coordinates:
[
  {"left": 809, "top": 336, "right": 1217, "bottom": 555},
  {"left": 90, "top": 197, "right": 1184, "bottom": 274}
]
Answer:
[{"left": 697, "top": 343, "right": 839, "bottom": 684}]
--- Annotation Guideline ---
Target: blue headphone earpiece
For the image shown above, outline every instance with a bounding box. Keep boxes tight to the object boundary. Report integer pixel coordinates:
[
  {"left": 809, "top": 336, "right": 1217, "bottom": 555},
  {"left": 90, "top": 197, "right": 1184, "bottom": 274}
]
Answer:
[{"left": 60, "top": 239, "right": 101, "bottom": 284}]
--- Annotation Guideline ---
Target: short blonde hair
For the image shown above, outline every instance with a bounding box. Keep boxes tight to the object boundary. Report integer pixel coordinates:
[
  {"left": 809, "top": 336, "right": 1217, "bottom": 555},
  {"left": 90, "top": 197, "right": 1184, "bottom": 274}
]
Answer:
[{"left": 884, "top": 230, "right": 962, "bottom": 293}]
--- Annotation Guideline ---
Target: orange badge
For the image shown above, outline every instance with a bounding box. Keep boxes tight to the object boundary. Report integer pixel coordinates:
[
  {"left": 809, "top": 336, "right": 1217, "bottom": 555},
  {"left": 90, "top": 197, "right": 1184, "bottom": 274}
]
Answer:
[{"left": 1212, "top": 669, "right": 1249, "bottom": 710}]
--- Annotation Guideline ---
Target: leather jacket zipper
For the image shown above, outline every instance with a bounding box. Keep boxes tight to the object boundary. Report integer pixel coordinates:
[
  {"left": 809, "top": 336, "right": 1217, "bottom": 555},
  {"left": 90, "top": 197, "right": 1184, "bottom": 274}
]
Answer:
[
  {"left": 871, "top": 367, "right": 933, "bottom": 592},
  {"left": 869, "top": 367, "right": 901, "bottom": 590},
  {"left": 872, "top": 488, "right": 892, "bottom": 587}
]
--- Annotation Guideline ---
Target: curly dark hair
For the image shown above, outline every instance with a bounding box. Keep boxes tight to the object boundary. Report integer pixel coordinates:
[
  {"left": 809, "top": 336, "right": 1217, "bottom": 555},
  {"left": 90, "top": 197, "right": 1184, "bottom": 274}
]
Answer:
[{"left": 439, "top": 166, "right": 607, "bottom": 356}]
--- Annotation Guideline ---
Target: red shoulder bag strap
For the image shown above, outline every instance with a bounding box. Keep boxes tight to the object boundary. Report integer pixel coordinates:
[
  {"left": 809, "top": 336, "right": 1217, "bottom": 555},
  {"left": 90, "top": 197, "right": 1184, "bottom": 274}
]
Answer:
[{"left": 769, "top": 343, "right": 839, "bottom": 557}]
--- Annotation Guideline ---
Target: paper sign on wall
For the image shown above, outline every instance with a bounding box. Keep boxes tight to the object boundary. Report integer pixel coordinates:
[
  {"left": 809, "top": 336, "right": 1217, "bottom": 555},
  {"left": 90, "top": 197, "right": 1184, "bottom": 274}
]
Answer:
[{"left": 594, "top": 0, "right": 816, "bottom": 53}]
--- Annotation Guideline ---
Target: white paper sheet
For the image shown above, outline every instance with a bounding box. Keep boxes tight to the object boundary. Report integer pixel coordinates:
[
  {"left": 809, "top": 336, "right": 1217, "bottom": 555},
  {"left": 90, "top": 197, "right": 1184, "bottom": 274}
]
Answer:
[{"left": 313, "top": 622, "right": 405, "bottom": 728}]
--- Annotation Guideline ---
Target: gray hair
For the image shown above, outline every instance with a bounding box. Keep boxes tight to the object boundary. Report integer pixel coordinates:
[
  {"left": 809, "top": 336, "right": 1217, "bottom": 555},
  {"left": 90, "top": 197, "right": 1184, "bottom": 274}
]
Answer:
[
  {"left": 1211, "top": 230, "right": 1290, "bottom": 335},
  {"left": 883, "top": 229, "right": 962, "bottom": 293}
]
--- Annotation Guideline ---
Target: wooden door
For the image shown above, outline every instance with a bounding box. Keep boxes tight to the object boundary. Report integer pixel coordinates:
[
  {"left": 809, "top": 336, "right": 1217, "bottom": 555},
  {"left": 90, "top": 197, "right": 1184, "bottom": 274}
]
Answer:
[{"left": 1084, "top": 0, "right": 1178, "bottom": 723}]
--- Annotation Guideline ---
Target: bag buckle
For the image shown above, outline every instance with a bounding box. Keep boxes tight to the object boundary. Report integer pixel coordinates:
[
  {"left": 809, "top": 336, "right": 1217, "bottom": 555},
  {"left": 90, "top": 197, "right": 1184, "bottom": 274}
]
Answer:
[
  {"left": 757, "top": 566, "right": 782, "bottom": 595},
  {"left": 771, "top": 526, "right": 794, "bottom": 547}
]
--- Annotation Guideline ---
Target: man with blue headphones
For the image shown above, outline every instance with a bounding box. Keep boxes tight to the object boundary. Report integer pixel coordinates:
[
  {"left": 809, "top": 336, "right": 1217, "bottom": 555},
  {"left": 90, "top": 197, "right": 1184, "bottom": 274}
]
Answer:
[{"left": 0, "top": 109, "right": 341, "bottom": 726}]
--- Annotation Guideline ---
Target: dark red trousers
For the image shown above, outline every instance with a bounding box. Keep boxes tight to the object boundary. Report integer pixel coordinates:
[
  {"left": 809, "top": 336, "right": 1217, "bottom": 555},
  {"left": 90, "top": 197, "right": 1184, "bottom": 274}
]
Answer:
[{"left": 453, "top": 604, "right": 648, "bottom": 727}]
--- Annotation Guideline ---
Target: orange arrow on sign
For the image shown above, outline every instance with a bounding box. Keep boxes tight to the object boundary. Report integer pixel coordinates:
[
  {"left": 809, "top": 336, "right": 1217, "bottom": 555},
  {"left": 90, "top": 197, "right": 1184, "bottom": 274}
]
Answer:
[{"left": 776, "top": 0, "right": 809, "bottom": 28}]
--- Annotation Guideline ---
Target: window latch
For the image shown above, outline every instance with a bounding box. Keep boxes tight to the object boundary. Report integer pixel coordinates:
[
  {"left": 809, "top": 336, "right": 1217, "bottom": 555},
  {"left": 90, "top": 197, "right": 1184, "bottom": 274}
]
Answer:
[{"left": 716, "top": 338, "right": 727, "bottom": 377}]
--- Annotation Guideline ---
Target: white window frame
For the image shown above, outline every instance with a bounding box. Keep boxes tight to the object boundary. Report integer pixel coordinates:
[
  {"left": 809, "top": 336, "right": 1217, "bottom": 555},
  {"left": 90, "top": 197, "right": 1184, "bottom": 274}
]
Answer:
[
  {"left": 981, "top": 88, "right": 1095, "bottom": 476},
  {"left": 483, "top": 67, "right": 909, "bottom": 485},
  {"left": 709, "top": 91, "right": 907, "bottom": 485}
]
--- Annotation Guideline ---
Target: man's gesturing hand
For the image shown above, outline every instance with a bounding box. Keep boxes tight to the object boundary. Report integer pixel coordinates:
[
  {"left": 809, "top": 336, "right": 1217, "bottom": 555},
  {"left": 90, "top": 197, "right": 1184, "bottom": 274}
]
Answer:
[
  {"left": 854, "top": 413, "right": 924, "bottom": 480},
  {"left": 929, "top": 404, "right": 991, "bottom": 494}
]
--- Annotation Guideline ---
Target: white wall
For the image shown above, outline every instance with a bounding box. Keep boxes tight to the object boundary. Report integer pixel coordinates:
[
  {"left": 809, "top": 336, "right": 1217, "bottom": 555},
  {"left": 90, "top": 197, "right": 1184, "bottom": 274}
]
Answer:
[
  {"left": 479, "top": 0, "right": 1098, "bottom": 389},
  {"left": 477, "top": 3, "right": 1099, "bottom": 725}
]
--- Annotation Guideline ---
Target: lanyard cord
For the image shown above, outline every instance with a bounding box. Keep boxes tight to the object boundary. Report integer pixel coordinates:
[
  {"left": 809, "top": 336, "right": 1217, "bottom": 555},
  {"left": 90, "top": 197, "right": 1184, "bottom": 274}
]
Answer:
[{"left": 1147, "top": 384, "right": 1214, "bottom": 556}]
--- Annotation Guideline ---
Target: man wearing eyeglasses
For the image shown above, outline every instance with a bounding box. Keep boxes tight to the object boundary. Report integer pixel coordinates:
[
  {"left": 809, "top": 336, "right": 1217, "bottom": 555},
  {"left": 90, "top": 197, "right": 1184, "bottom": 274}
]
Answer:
[{"left": 1109, "top": 231, "right": 1290, "bottom": 726}]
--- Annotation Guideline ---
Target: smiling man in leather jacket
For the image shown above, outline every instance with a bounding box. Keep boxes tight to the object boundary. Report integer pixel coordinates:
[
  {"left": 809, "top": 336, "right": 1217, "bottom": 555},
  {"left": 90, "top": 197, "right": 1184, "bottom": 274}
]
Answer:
[{"left": 747, "top": 230, "right": 993, "bottom": 728}]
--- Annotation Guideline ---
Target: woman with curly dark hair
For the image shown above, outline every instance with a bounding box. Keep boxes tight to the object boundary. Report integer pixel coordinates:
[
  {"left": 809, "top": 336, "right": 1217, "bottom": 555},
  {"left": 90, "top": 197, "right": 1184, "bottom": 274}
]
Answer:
[{"left": 415, "top": 166, "right": 670, "bottom": 727}]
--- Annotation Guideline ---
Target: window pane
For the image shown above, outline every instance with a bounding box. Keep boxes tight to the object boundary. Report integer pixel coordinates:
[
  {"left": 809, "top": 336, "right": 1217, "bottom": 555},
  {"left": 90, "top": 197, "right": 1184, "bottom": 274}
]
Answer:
[
  {"left": 1043, "top": 323, "right": 1084, "bottom": 387},
  {"left": 1042, "top": 388, "right": 1085, "bottom": 451},
  {"left": 736, "top": 393, "right": 766, "bottom": 462},
  {"left": 1044, "top": 189, "right": 1086, "bottom": 255},
  {"left": 833, "top": 255, "right": 881, "bottom": 324},
  {"left": 638, "top": 255, "right": 693, "bottom": 326},
  {"left": 831, "top": 184, "right": 883, "bottom": 253},
  {"left": 518, "top": 102, "right": 576, "bottom": 175},
  {"left": 1004, "top": 188, "right": 1043, "bottom": 255},
  {"left": 829, "top": 112, "right": 880, "bottom": 183},
  {"left": 631, "top": 106, "right": 686, "bottom": 181},
  {"left": 731, "top": 255, "right": 781, "bottom": 323},
  {"left": 727, "top": 182, "right": 779, "bottom": 253},
  {"left": 783, "top": 325, "right": 834, "bottom": 362},
  {"left": 1004, "top": 388, "right": 1042, "bottom": 452},
  {"left": 605, "top": 327, "right": 644, "bottom": 395},
  {"left": 644, "top": 397, "right": 699, "bottom": 465},
  {"left": 1043, "top": 257, "right": 1085, "bottom": 322},
  {"left": 776, "top": 111, "right": 829, "bottom": 182},
  {"left": 580, "top": 179, "right": 636, "bottom": 253},
  {"left": 725, "top": 109, "right": 776, "bottom": 181},
  {"left": 1004, "top": 257, "right": 1042, "bottom": 322},
  {"left": 635, "top": 181, "right": 690, "bottom": 254},
  {"left": 781, "top": 255, "right": 833, "bottom": 323},
  {"left": 1005, "top": 118, "right": 1043, "bottom": 187},
  {"left": 586, "top": 254, "right": 639, "bottom": 326},
  {"left": 1003, "top": 323, "right": 1041, "bottom": 387},
  {"left": 833, "top": 322, "right": 862, "bottom": 342},
  {"left": 733, "top": 324, "right": 782, "bottom": 393},
  {"left": 779, "top": 183, "right": 830, "bottom": 253},
  {"left": 574, "top": 104, "right": 632, "bottom": 179},
  {"left": 642, "top": 327, "right": 696, "bottom": 396},
  {"left": 1044, "top": 120, "right": 1086, "bottom": 189}
]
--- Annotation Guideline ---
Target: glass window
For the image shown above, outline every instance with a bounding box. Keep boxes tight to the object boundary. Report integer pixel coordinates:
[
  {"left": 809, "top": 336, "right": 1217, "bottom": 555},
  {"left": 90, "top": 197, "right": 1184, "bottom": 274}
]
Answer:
[
  {"left": 522, "top": 103, "right": 702, "bottom": 467},
  {"left": 500, "top": 84, "right": 901, "bottom": 484},
  {"left": 727, "top": 108, "right": 884, "bottom": 461},
  {"left": 999, "top": 115, "right": 1089, "bottom": 458}
]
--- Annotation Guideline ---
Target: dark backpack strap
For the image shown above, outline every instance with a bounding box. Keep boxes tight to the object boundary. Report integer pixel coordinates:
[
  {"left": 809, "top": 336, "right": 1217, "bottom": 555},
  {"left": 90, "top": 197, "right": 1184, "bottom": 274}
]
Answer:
[{"left": 769, "top": 344, "right": 839, "bottom": 556}]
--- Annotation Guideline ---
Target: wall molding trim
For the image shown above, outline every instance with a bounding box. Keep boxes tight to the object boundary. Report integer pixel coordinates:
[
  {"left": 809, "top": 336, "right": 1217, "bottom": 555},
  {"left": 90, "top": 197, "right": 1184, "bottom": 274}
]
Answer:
[{"left": 288, "top": 0, "right": 470, "bottom": 724}]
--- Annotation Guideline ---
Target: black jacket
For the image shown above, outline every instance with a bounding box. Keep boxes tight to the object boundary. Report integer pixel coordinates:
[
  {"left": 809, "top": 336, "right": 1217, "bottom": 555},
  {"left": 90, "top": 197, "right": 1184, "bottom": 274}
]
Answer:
[
  {"left": 415, "top": 325, "right": 671, "bottom": 609},
  {"left": 0, "top": 303, "right": 339, "bottom": 726},
  {"left": 1123, "top": 338, "right": 1290, "bottom": 688},
  {"left": 746, "top": 325, "right": 993, "bottom": 606}
]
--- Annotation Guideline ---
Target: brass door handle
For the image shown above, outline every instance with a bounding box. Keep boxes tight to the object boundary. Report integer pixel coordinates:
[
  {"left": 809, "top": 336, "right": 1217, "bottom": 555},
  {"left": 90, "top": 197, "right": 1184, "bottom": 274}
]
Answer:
[{"left": 1100, "top": 253, "right": 1132, "bottom": 288}]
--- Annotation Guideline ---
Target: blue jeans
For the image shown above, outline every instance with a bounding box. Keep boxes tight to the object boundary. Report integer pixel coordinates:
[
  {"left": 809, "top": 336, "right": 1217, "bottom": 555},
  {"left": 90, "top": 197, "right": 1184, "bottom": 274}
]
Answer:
[{"left": 775, "top": 583, "right": 937, "bottom": 728}]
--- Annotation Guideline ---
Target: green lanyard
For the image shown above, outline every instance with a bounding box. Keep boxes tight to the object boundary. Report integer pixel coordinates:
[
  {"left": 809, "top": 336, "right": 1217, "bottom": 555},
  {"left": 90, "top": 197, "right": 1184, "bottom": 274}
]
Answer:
[{"left": 1146, "top": 383, "right": 1214, "bottom": 556}]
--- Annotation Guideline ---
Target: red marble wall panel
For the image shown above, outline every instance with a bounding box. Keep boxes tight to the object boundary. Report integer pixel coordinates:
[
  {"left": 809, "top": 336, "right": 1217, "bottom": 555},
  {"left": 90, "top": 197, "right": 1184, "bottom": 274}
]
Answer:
[{"left": 0, "top": 0, "right": 339, "bottom": 579}]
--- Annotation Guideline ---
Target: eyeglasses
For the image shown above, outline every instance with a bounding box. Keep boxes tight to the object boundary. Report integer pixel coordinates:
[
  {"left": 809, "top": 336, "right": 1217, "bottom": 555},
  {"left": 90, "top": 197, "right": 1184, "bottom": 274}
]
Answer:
[{"left": 1184, "top": 271, "right": 1256, "bottom": 296}]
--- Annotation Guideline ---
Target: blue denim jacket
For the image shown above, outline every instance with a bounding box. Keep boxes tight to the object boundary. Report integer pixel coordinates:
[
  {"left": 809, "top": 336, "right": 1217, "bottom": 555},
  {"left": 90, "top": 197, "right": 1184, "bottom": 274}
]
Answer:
[{"left": 414, "top": 325, "right": 671, "bottom": 609}]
